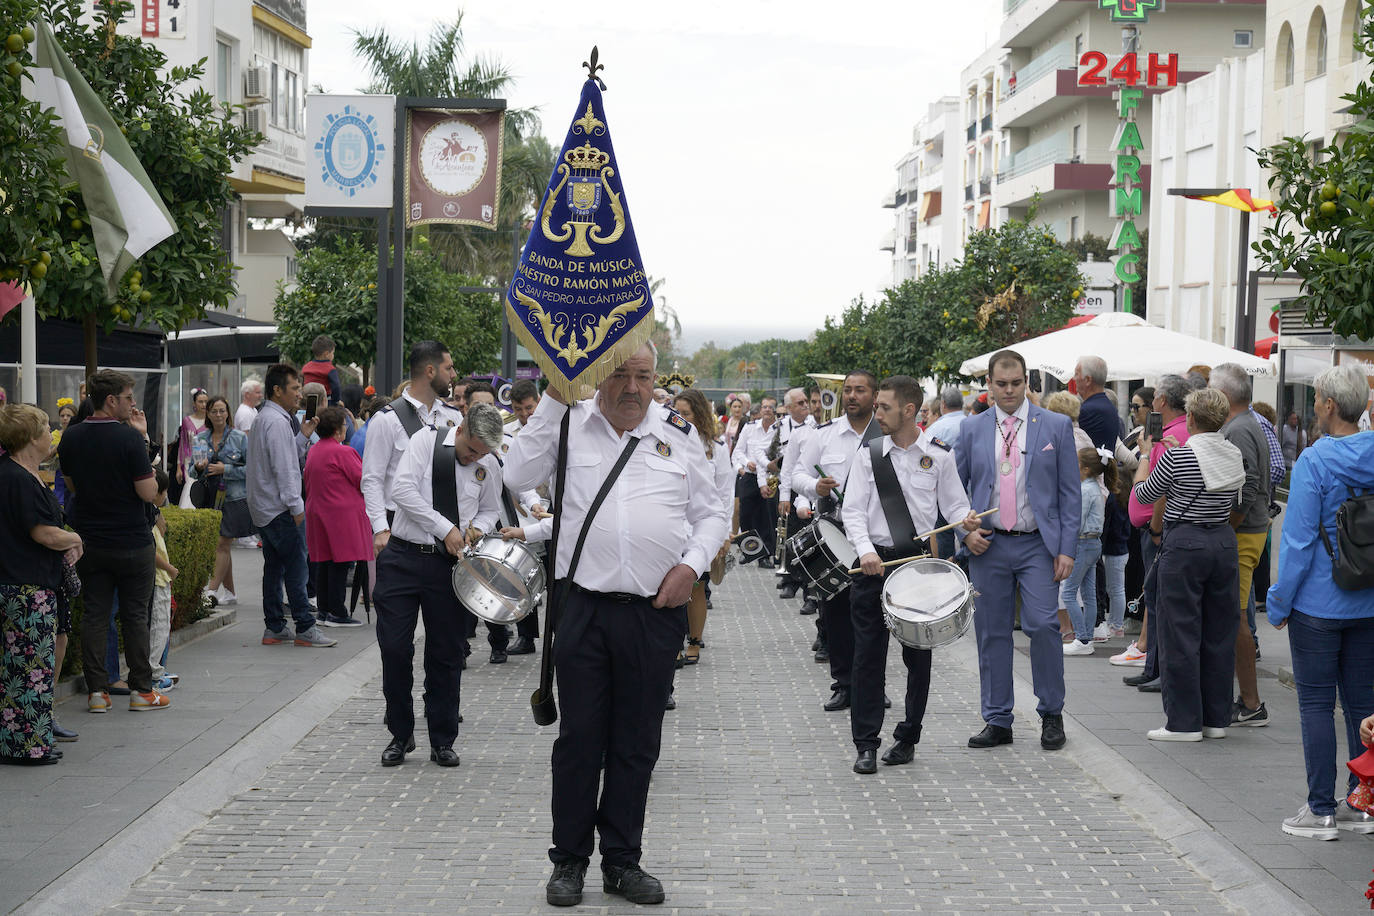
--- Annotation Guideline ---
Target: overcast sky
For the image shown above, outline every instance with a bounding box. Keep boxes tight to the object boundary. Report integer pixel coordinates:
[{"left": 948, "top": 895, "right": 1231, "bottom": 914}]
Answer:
[{"left": 307, "top": 1, "right": 1003, "bottom": 346}]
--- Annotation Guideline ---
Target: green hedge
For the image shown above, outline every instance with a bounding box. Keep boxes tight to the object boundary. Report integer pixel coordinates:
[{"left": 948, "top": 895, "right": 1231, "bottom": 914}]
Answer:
[{"left": 60, "top": 506, "right": 221, "bottom": 678}]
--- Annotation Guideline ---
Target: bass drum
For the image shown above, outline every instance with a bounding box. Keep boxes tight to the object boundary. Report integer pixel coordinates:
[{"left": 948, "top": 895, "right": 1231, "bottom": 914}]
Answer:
[
  {"left": 785, "top": 517, "right": 856, "bottom": 599},
  {"left": 882, "top": 557, "right": 974, "bottom": 649},
  {"left": 452, "top": 536, "right": 546, "bottom": 624}
]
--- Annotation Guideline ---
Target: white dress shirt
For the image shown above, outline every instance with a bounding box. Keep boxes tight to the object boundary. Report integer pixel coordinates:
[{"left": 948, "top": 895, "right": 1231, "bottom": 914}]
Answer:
[
  {"left": 389, "top": 426, "right": 502, "bottom": 546},
  {"left": 503, "top": 395, "right": 730, "bottom": 597},
  {"left": 781, "top": 422, "right": 814, "bottom": 505},
  {"left": 842, "top": 433, "right": 970, "bottom": 558},
  {"left": 234, "top": 401, "right": 258, "bottom": 432},
  {"left": 730, "top": 419, "right": 770, "bottom": 474},
  {"left": 794, "top": 415, "right": 877, "bottom": 504},
  {"left": 361, "top": 386, "right": 463, "bottom": 534},
  {"left": 991, "top": 399, "right": 1036, "bottom": 531},
  {"left": 772, "top": 415, "right": 815, "bottom": 502}
]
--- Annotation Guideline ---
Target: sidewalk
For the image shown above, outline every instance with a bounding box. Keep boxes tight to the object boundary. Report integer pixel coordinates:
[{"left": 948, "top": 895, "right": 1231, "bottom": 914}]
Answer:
[
  {"left": 1038, "top": 620, "right": 1374, "bottom": 914},
  {"left": 0, "top": 548, "right": 381, "bottom": 912}
]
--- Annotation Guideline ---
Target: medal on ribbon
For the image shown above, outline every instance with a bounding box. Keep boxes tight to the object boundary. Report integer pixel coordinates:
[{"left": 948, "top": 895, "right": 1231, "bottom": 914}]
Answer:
[{"left": 505, "top": 48, "right": 654, "bottom": 399}]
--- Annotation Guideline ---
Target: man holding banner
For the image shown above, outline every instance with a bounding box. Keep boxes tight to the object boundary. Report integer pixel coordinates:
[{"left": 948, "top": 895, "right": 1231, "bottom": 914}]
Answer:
[{"left": 502, "top": 56, "right": 728, "bottom": 908}]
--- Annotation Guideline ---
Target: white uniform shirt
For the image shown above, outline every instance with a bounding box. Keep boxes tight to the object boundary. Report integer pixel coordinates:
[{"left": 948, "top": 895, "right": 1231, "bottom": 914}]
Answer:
[
  {"left": 776, "top": 414, "right": 816, "bottom": 502},
  {"left": 991, "top": 399, "right": 1036, "bottom": 532},
  {"left": 503, "top": 395, "right": 729, "bottom": 596},
  {"left": 794, "top": 415, "right": 878, "bottom": 504},
  {"left": 361, "top": 386, "right": 463, "bottom": 534},
  {"left": 729, "top": 419, "right": 766, "bottom": 474},
  {"left": 389, "top": 426, "right": 502, "bottom": 545},
  {"left": 842, "top": 433, "right": 970, "bottom": 558},
  {"left": 497, "top": 430, "right": 545, "bottom": 517}
]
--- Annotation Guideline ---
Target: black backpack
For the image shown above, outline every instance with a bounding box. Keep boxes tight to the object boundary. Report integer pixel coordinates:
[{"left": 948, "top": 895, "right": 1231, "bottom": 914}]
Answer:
[{"left": 1317, "top": 486, "right": 1374, "bottom": 590}]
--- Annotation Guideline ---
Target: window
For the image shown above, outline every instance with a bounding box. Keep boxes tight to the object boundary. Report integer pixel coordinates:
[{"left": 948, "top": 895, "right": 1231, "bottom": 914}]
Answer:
[
  {"left": 253, "top": 25, "right": 305, "bottom": 133},
  {"left": 215, "top": 40, "right": 232, "bottom": 105},
  {"left": 1071, "top": 124, "right": 1081, "bottom": 158},
  {"left": 1284, "top": 31, "right": 1295, "bottom": 86},
  {"left": 1074, "top": 33, "right": 1083, "bottom": 57},
  {"left": 1234, "top": 30, "right": 1253, "bottom": 49},
  {"left": 1069, "top": 216, "right": 1079, "bottom": 241},
  {"left": 1316, "top": 16, "right": 1328, "bottom": 75}
]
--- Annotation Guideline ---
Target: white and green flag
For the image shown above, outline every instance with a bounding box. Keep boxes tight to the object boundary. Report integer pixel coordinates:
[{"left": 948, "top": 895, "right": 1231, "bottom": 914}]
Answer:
[{"left": 26, "top": 18, "right": 176, "bottom": 299}]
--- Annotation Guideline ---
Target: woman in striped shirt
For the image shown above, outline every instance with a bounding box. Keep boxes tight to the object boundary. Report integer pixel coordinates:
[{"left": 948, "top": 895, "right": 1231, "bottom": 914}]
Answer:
[{"left": 1131, "top": 387, "right": 1245, "bottom": 742}]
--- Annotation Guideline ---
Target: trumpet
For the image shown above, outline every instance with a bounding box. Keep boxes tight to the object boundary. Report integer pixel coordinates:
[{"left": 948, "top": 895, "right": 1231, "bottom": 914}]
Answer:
[
  {"left": 774, "top": 514, "right": 788, "bottom": 566},
  {"left": 763, "top": 472, "right": 780, "bottom": 499}
]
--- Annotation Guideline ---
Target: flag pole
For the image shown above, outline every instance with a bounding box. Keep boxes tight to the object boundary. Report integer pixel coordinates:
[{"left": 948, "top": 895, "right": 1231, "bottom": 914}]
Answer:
[{"left": 21, "top": 293, "right": 36, "bottom": 403}]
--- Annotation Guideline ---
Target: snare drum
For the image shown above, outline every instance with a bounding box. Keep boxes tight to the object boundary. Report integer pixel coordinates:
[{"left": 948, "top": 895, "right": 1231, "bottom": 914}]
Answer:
[
  {"left": 881, "top": 557, "right": 974, "bottom": 650},
  {"left": 785, "top": 518, "right": 857, "bottom": 599},
  {"left": 452, "top": 536, "right": 546, "bottom": 624}
]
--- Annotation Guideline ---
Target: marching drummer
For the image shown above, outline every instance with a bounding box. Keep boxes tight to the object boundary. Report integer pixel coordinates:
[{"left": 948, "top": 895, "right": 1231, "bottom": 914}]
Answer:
[
  {"left": 794, "top": 370, "right": 882, "bottom": 711},
  {"left": 372, "top": 402, "right": 505, "bottom": 769},
  {"left": 841, "top": 375, "right": 978, "bottom": 774}
]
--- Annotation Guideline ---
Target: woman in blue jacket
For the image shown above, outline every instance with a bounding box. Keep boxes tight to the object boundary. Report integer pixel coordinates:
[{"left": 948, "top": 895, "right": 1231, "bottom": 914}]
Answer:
[
  {"left": 191, "top": 397, "right": 250, "bottom": 608},
  {"left": 1268, "top": 363, "right": 1374, "bottom": 840}
]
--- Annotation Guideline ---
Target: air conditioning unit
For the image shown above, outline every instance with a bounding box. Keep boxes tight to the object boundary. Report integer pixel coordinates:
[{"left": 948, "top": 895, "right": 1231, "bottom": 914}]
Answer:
[
  {"left": 244, "top": 66, "right": 268, "bottom": 100},
  {"left": 243, "top": 107, "right": 266, "bottom": 134}
]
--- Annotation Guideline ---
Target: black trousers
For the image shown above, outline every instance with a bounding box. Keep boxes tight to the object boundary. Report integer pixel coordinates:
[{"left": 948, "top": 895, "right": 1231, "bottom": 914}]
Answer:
[
  {"left": 849, "top": 569, "right": 932, "bottom": 752},
  {"left": 517, "top": 608, "right": 539, "bottom": 639},
  {"left": 1156, "top": 522, "right": 1239, "bottom": 732},
  {"left": 315, "top": 561, "right": 352, "bottom": 619},
  {"left": 79, "top": 544, "right": 156, "bottom": 693},
  {"left": 462, "top": 609, "right": 510, "bottom": 651},
  {"left": 780, "top": 506, "right": 805, "bottom": 586},
  {"left": 738, "top": 474, "right": 778, "bottom": 555},
  {"left": 373, "top": 543, "right": 465, "bottom": 748},
  {"left": 549, "top": 587, "right": 686, "bottom": 867},
  {"left": 821, "top": 588, "right": 854, "bottom": 693}
]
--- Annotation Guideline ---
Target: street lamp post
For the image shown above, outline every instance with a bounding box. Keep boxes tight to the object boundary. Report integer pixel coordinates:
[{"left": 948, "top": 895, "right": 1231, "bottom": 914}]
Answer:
[{"left": 773, "top": 350, "right": 781, "bottom": 395}]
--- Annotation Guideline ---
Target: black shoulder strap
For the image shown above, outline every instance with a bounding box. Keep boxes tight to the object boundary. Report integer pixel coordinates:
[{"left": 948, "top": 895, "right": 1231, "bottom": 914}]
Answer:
[
  {"left": 431, "top": 429, "right": 460, "bottom": 534},
  {"left": 860, "top": 415, "right": 882, "bottom": 447},
  {"left": 869, "top": 439, "right": 918, "bottom": 546},
  {"left": 565, "top": 435, "right": 642, "bottom": 586},
  {"left": 391, "top": 395, "right": 424, "bottom": 438}
]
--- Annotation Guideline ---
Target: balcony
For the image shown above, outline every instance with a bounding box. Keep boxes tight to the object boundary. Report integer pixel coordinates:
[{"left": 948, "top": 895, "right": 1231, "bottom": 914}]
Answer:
[
  {"left": 879, "top": 230, "right": 897, "bottom": 252},
  {"left": 980, "top": 114, "right": 993, "bottom": 134},
  {"left": 997, "top": 130, "right": 1153, "bottom": 208},
  {"left": 895, "top": 189, "right": 909, "bottom": 207},
  {"left": 906, "top": 236, "right": 919, "bottom": 253},
  {"left": 882, "top": 186, "right": 898, "bottom": 208},
  {"left": 964, "top": 184, "right": 974, "bottom": 202},
  {"left": 979, "top": 177, "right": 992, "bottom": 197},
  {"left": 966, "top": 122, "right": 977, "bottom": 142}
]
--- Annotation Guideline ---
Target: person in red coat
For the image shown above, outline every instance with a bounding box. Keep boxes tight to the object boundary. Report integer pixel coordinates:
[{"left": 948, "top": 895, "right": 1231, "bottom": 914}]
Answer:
[{"left": 304, "top": 406, "right": 372, "bottom": 627}]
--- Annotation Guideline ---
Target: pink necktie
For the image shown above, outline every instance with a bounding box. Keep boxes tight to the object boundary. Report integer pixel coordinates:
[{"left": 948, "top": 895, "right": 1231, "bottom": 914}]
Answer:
[{"left": 999, "top": 415, "right": 1020, "bottom": 528}]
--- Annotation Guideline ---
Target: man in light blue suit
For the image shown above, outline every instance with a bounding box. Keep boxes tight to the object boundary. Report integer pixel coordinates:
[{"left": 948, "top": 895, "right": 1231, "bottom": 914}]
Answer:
[{"left": 956, "top": 349, "right": 1081, "bottom": 751}]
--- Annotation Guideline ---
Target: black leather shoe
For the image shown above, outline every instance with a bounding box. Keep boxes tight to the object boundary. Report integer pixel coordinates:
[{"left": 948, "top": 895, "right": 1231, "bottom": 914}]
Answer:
[
  {"left": 430, "top": 745, "right": 460, "bottom": 767},
  {"left": 759, "top": 557, "right": 775, "bottom": 569},
  {"left": 800, "top": 598, "right": 818, "bottom": 615},
  {"left": 968, "top": 723, "right": 1014, "bottom": 748},
  {"left": 823, "top": 689, "right": 850, "bottom": 711},
  {"left": 814, "top": 646, "right": 829, "bottom": 663},
  {"left": 489, "top": 648, "right": 508, "bottom": 664},
  {"left": 508, "top": 636, "right": 535, "bottom": 655},
  {"left": 780, "top": 582, "right": 799, "bottom": 599},
  {"left": 602, "top": 863, "right": 665, "bottom": 904},
  {"left": 884, "top": 693, "right": 892, "bottom": 709},
  {"left": 546, "top": 860, "right": 588, "bottom": 907},
  {"left": 811, "top": 637, "right": 821, "bottom": 652},
  {"left": 381, "top": 736, "right": 415, "bottom": 767},
  {"left": 853, "top": 749, "right": 877, "bottom": 774},
  {"left": 1041, "top": 713, "right": 1066, "bottom": 750},
  {"left": 882, "top": 740, "right": 916, "bottom": 766},
  {"left": 665, "top": 693, "right": 676, "bottom": 711},
  {"left": 1122, "top": 673, "right": 1154, "bottom": 687},
  {"left": 1137, "top": 680, "right": 1161, "bottom": 693}
]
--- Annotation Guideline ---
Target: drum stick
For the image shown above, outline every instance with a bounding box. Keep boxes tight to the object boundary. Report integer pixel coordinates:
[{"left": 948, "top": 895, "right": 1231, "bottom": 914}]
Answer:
[{"left": 845, "top": 508, "right": 998, "bottom": 574}]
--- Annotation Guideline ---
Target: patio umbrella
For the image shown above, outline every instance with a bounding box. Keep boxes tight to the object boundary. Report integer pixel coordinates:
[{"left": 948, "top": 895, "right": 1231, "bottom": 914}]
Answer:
[{"left": 959, "top": 312, "right": 1276, "bottom": 381}]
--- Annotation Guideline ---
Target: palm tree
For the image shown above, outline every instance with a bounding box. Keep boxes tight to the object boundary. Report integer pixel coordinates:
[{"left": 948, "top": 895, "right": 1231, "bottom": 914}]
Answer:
[{"left": 351, "top": 15, "right": 555, "bottom": 282}]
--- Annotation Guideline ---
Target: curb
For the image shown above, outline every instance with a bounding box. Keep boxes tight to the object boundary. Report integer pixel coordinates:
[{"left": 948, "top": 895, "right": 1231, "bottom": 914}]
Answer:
[
  {"left": 947, "top": 637, "right": 1317, "bottom": 916},
  {"left": 19, "top": 638, "right": 383, "bottom": 916},
  {"left": 56, "top": 608, "right": 238, "bottom": 701}
]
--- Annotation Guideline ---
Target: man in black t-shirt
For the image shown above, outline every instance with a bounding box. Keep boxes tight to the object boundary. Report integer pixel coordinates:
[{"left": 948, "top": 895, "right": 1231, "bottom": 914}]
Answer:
[{"left": 58, "top": 370, "right": 171, "bottom": 713}]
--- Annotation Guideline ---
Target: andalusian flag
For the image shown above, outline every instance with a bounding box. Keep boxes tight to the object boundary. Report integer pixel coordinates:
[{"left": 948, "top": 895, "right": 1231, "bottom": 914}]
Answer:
[
  {"left": 1184, "top": 189, "right": 1277, "bottom": 214},
  {"left": 26, "top": 18, "right": 175, "bottom": 299}
]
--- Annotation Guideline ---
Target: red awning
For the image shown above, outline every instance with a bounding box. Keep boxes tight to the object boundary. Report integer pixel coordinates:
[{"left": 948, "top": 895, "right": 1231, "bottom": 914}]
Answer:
[
  {"left": 1254, "top": 335, "right": 1277, "bottom": 358},
  {"left": 977, "top": 199, "right": 991, "bottom": 229}
]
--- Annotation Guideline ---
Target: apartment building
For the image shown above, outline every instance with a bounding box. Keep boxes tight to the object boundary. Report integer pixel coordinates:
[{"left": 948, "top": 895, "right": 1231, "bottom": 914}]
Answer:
[
  {"left": 958, "top": 46, "right": 1013, "bottom": 246},
  {"left": 887, "top": 97, "right": 962, "bottom": 284},
  {"left": 997, "top": 0, "right": 1266, "bottom": 243},
  {"left": 95, "top": 0, "right": 310, "bottom": 322}
]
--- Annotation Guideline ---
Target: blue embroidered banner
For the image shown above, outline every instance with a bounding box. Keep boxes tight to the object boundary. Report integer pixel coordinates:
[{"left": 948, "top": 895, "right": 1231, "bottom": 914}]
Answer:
[{"left": 505, "top": 72, "right": 653, "bottom": 397}]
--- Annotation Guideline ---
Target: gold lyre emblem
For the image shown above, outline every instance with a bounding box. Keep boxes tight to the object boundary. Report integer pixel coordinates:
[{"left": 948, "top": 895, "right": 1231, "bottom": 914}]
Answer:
[
  {"left": 83, "top": 124, "right": 104, "bottom": 161},
  {"left": 540, "top": 142, "right": 625, "bottom": 258}
]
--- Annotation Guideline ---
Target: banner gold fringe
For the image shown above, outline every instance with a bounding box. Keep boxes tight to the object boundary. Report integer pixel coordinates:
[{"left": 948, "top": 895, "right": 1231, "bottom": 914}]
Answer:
[{"left": 504, "top": 296, "right": 655, "bottom": 401}]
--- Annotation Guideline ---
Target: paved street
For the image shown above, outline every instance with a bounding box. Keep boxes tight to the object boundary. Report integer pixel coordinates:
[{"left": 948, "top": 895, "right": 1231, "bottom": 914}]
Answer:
[{"left": 6, "top": 556, "right": 1371, "bottom": 914}]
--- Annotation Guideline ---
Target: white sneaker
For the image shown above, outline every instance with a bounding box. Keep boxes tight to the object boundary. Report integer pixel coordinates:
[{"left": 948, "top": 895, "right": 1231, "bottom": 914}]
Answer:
[
  {"left": 1091, "top": 622, "right": 1113, "bottom": 642},
  {"left": 1110, "top": 642, "right": 1146, "bottom": 667},
  {"left": 1202, "top": 726, "right": 1227, "bottom": 739},
  {"left": 1336, "top": 799, "right": 1374, "bottom": 833},
  {"left": 1147, "top": 727, "right": 1202, "bottom": 742},
  {"left": 217, "top": 587, "right": 237, "bottom": 606},
  {"left": 1063, "top": 639, "right": 1094, "bottom": 656}
]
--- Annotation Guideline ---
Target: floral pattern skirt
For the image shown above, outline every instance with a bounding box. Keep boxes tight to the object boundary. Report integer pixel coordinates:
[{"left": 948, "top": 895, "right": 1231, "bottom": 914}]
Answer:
[{"left": 0, "top": 584, "right": 57, "bottom": 758}]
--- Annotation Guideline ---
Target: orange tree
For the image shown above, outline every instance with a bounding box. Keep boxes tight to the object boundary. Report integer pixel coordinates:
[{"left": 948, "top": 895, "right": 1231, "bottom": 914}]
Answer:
[{"left": 12, "top": 0, "right": 258, "bottom": 374}]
